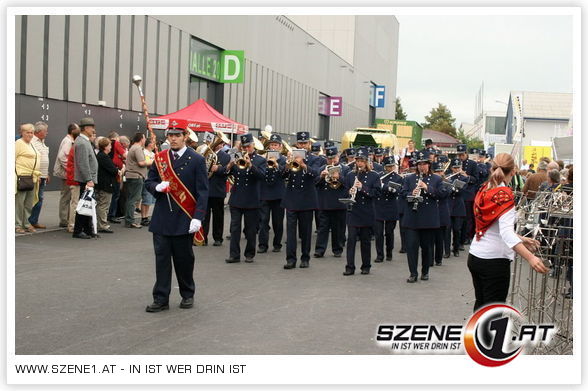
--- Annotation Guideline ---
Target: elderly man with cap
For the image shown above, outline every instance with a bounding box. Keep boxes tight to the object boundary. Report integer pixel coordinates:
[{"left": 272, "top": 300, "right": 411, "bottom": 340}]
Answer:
[
  {"left": 203, "top": 133, "right": 230, "bottom": 247},
  {"left": 456, "top": 144, "right": 480, "bottom": 247},
  {"left": 282, "top": 131, "right": 320, "bottom": 269},
  {"left": 374, "top": 155, "right": 402, "bottom": 263},
  {"left": 225, "top": 133, "right": 267, "bottom": 263},
  {"left": 400, "top": 150, "right": 444, "bottom": 282},
  {"left": 144, "top": 125, "right": 209, "bottom": 312},
  {"left": 342, "top": 147, "right": 381, "bottom": 275},
  {"left": 258, "top": 133, "right": 287, "bottom": 254},
  {"left": 72, "top": 117, "right": 99, "bottom": 239},
  {"left": 432, "top": 162, "right": 452, "bottom": 265},
  {"left": 314, "top": 146, "right": 349, "bottom": 259}
]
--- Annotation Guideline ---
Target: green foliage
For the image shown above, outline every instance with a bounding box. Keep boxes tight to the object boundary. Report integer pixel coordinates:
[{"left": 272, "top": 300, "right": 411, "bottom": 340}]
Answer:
[
  {"left": 422, "top": 103, "right": 457, "bottom": 137},
  {"left": 395, "top": 97, "right": 407, "bottom": 120},
  {"left": 456, "top": 128, "right": 485, "bottom": 150}
]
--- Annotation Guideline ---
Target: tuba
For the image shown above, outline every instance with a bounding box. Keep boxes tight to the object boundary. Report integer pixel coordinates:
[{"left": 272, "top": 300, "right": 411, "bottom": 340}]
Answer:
[{"left": 196, "top": 130, "right": 230, "bottom": 178}]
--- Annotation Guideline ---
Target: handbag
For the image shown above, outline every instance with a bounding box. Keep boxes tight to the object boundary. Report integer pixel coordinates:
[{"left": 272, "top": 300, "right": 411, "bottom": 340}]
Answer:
[
  {"left": 76, "top": 187, "right": 96, "bottom": 217},
  {"left": 16, "top": 144, "right": 37, "bottom": 191}
]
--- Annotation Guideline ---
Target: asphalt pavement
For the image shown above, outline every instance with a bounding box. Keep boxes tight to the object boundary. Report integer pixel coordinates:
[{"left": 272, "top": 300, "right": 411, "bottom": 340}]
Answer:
[{"left": 15, "top": 191, "right": 474, "bottom": 354}]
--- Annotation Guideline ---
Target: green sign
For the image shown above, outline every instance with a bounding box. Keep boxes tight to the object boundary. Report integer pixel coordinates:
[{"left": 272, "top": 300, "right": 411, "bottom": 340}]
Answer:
[{"left": 189, "top": 38, "right": 244, "bottom": 84}]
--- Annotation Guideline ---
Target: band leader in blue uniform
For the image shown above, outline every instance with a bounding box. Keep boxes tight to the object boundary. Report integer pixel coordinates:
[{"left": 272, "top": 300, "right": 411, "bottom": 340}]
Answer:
[
  {"left": 144, "top": 126, "right": 209, "bottom": 312},
  {"left": 400, "top": 151, "right": 443, "bottom": 283},
  {"left": 225, "top": 133, "right": 267, "bottom": 263},
  {"left": 374, "top": 156, "right": 402, "bottom": 262},
  {"left": 258, "top": 133, "right": 286, "bottom": 253},
  {"left": 314, "top": 146, "right": 349, "bottom": 258},
  {"left": 282, "top": 131, "right": 320, "bottom": 269},
  {"left": 343, "top": 148, "right": 381, "bottom": 275}
]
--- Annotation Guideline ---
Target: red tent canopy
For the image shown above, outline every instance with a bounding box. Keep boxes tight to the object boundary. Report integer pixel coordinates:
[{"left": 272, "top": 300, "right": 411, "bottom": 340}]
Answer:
[{"left": 149, "top": 98, "right": 248, "bottom": 134}]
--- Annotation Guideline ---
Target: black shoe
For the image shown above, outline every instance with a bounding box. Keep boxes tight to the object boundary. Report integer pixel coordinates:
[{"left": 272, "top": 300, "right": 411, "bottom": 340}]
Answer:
[
  {"left": 374, "top": 258, "right": 383, "bottom": 263},
  {"left": 179, "top": 298, "right": 194, "bottom": 309},
  {"left": 245, "top": 257, "right": 254, "bottom": 263},
  {"left": 225, "top": 258, "right": 241, "bottom": 263},
  {"left": 421, "top": 274, "right": 429, "bottom": 281},
  {"left": 313, "top": 253, "right": 324, "bottom": 258},
  {"left": 98, "top": 229, "right": 114, "bottom": 233},
  {"left": 343, "top": 270, "right": 354, "bottom": 276},
  {"left": 453, "top": 250, "right": 460, "bottom": 257},
  {"left": 407, "top": 275, "right": 417, "bottom": 283},
  {"left": 459, "top": 245, "right": 465, "bottom": 251},
  {"left": 145, "top": 302, "right": 169, "bottom": 312},
  {"left": 386, "top": 255, "right": 393, "bottom": 261},
  {"left": 443, "top": 253, "right": 450, "bottom": 259},
  {"left": 435, "top": 262, "right": 442, "bottom": 266},
  {"left": 300, "top": 261, "right": 309, "bottom": 268},
  {"left": 258, "top": 247, "right": 268, "bottom": 254},
  {"left": 125, "top": 223, "right": 142, "bottom": 229},
  {"left": 399, "top": 248, "right": 406, "bottom": 254},
  {"left": 272, "top": 247, "right": 282, "bottom": 253},
  {"left": 333, "top": 253, "right": 342, "bottom": 258},
  {"left": 91, "top": 233, "right": 101, "bottom": 239},
  {"left": 361, "top": 269, "right": 370, "bottom": 275},
  {"left": 72, "top": 232, "right": 91, "bottom": 239},
  {"left": 141, "top": 218, "right": 150, "bottom": 226},
  {"left": 213, "top": 240, "right": 222, "bottom": 246},
  {"left": 284, "top": 262, "right": 296, "bottom": 270}
]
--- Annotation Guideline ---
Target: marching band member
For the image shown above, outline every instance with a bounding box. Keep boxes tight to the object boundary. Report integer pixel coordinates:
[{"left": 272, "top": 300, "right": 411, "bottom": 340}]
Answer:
[
  {"left": 225, "top": 133, "right": 267, "bottom": 264},
  {"left": 448, "top": 158, "right": 468, "bottom": 257},
  {"left": 314, "top": 147, "right": 349, "bottom": 258},
  {"left": 398, "top": 157, "right": 417, "bottom": 254},
  {"left": 144, "top": 126, "right": 209, "bottom": 312},
  {"left": 203, "top": 137, "right": 230, "bottom": 246},
  {"left": 345, "top": 148, "right": 357, "bottom": 171},
  {"left": 456, "top": 144, "right": 480, "bottom": 248},
  {"left": 374, "top": 156, "right": 402, "bottom": 263},
  {"left": 343, "top": 148, "right": 381, "bottom": 275},
  {"left": 282, "top": 131, "right": 320, "bottom": 269},
  {"left": 258, "top": 133, "right": 286, "bottom": 254},
  {"left": 477, "top": 149, "right": 490, "bottom": 184},
  {"left": 372, "top": 147, "right": 384, "bottom": 173},
  {"left": 400, "top": 151, "right": 443, "bottom": 283},
  {"left": 432, "top": 162, "right": 451, "bottom": 265}
]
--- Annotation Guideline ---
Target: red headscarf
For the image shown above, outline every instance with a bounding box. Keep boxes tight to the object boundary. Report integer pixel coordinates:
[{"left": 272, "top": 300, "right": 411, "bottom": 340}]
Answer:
[{"left": 474, "top": 184, "right": 515, "bottom": 241}]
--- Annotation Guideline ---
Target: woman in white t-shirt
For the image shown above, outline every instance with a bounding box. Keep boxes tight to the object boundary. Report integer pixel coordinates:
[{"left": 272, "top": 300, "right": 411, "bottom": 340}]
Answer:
[{"left": 468, "top": 153, "right": 548, "bottom": 312}]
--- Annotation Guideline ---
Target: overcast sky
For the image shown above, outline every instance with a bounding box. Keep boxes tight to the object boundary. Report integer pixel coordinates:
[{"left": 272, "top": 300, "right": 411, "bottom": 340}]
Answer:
[{"left": 395, "top": 15, "right": 574, "bottom": 127}]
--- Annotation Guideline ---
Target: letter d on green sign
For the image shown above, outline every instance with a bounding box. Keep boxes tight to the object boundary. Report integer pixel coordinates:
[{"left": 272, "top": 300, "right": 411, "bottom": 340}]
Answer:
[{"left": 220, "top": 50, "right": 244, "bottom": 83}]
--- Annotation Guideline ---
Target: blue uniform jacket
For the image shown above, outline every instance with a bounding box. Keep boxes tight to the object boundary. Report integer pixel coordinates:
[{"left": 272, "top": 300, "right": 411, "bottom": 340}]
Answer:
[
  {"left": 460, "top": 158, "right": 480, "bottom": 202},
  {"left": 344, "top": 169, "right": 381, "bottom": 227},
  {"left": 228, "top": 153, "right": 267, "bottom": 208},
  {"left": 145, "top": 148, "right": 209, "bottom": 236},
  {"left": 436, "top": 177, "right": 451, "bottom": 227},
  {"left": 208, "top": 149, "right": 230, "bottom": 198},
  {"left": 448, "top": 174, "right": 468, "bottom": 217},
  {"left": 477, "top": 161, "right": 489, "bottom": 188},
  {"left": 372, "top": 162, "right": 384, "bottom": 174},
  {"left": 315, "top": 164, "right": 350, "bottom": 210},
  {"left": 400, "top": 173, "right": 443, "bottom": 229},
  {"left": 261, "top": 155, "right": 286, "bottom": 201},
  {"left": 375, "top": 171, "right": 402, "bottom": 221},
  {"left": 281, "top": 155, "right": 320, "bottom": 211}
]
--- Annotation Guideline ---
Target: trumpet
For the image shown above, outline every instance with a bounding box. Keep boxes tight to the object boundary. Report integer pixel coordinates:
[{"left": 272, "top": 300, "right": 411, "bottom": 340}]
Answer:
[
  {"left": 325, "top": 164, "right": 342, "bottom": 189},
  {"left": 236, "top": 150, "right": 251, "bottom": 170},
  {"left": 286, "top": 149, "right": 307, "bottom": 172}
]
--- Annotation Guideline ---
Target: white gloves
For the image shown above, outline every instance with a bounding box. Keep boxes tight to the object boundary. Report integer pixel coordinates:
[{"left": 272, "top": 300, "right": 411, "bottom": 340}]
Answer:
[
  {"left": 155, "top": 181, "right": 170, "bottom": 192},
  {"left": 189, "top": 219, "right": 202, "bottom": 234}
]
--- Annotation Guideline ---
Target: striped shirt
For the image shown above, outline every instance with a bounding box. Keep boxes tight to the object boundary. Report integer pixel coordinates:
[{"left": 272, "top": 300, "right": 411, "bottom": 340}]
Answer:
[{"left": 31, "top": 136, "right": 50, "bottom": 178}]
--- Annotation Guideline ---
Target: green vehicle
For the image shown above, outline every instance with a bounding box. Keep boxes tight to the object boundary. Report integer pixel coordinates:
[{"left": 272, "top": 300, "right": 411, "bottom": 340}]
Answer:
[{"left": 374, "top": 119, "right": 423, "bottom": 150}]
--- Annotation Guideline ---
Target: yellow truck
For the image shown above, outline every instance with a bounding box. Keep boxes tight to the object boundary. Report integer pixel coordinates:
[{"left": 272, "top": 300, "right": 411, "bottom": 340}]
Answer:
[{"left": 341, "top": 127, "right": 400, "bottom": 153}]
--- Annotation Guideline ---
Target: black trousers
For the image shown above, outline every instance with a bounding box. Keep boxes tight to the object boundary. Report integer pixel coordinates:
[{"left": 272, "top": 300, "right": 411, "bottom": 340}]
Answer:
[
  {"left": 451, "top": 216, "right": 463, "bottom": 251},
  {"left": 73, "top": 183, "right": 94, "bottom": 235},
  {"left": 461, "top": 200, "right": 475, "bottom": 244},
  {"left": 433, "top": 226, "right": 450, "bottom": 264},
  {"left": 399, "top": 221, "right": 406, "bottom": 251},
  {"left": 258, "top": 199, "right": 284, "bottom": 250},
  {"left": 467, "top": 253, "right": 511, "bottom": 312},
  {"left": 314, "top": 209, "right": 346, "bottom": 256},
  {"left": 203, "top": 197, "right": 225, "bottom": 243},
  {"left": 286, "top": 210, "right": 313, "bottom": 265},
  {"left": 374, "top": 220, "right": 397, "bottom": 260},
  {"left": 152, "top": 233, "right": 195, "bottom": 304},
  {"left": 229, "top": 207, "right": 259, "bottom": 259},
  {"left": 405, "top": 228, "right": 435, "bottom": 277},
  {"left": 346, "top": 225, "right": 372, "bottom": 272}
]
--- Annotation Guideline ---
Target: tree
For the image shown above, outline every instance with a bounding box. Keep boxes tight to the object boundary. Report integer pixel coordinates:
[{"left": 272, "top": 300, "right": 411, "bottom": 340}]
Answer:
[
  {"left": 395, "top": 97, "right": 407, "bottom": 120},
  {"left": 422, "top": 103, "right": 457, "bottom": 137},
  {"left": 456, "top": 128, "right": 485, "bottom": 150}
]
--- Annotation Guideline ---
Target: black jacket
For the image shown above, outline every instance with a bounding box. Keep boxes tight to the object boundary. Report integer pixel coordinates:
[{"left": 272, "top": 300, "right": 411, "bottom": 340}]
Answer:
[{"left": 96, "top": 151, "right": 118, "bottom": 193}]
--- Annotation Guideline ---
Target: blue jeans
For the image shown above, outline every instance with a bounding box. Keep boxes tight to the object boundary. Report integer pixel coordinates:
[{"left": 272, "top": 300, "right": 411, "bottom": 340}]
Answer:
[
  {"left": 108, "top": 181, "right": 121, "bottom": 219},
  {"left": 28, "top": 178, "right": 46, "bottom": 225}
]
